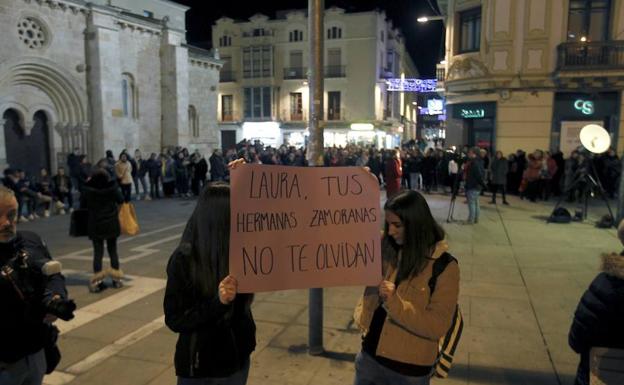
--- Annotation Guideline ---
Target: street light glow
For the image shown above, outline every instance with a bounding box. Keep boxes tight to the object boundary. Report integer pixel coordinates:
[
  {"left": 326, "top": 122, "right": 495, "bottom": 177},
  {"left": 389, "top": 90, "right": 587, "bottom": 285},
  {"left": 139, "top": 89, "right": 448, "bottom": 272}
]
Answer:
[{"left": 417, "top": 16, "right": 429, "bottom": 23}]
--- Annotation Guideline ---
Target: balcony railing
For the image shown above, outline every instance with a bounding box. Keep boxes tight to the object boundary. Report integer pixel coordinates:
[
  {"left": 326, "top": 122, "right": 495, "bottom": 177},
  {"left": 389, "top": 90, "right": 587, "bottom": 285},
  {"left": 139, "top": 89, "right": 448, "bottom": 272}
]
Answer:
[
  {"left": 283, "top": 67, "right": 307, "bottom": 79},
  {"left": 219, "top": 70, "right": 235, "bottom": 82},
  {"left": 325, "top": 65, "right": 346, "bottom": 78},
  {"left": 556, "top": 41, "right": 624, "bottom": 71}
]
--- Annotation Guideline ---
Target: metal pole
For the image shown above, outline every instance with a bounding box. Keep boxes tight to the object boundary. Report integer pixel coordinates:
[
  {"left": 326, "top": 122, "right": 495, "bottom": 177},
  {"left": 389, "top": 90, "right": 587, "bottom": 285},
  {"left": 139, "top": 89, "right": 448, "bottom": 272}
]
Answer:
[{"left": 308, "top": 0, "right": 324, "bottom": 356}]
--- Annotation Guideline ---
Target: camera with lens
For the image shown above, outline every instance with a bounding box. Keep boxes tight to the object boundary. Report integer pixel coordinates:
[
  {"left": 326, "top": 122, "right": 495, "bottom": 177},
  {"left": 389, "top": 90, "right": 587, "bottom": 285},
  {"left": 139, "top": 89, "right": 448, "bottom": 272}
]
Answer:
[{"left": 0, "top": 248, "right": 76, "bottom": 321}]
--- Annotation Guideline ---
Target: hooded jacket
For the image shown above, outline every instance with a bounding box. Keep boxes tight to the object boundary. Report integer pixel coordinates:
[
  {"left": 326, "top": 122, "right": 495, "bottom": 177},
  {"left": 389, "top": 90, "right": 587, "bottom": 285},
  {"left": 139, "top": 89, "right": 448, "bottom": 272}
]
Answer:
[
  {"left": 354, "top": 241, "right": 460, "bottom": 367},
  {"left": 80, "top": 179, "right": 124, "bottom": 240},
  {"left": 569, "top": 252, "right": 624, "bottom": 385}
]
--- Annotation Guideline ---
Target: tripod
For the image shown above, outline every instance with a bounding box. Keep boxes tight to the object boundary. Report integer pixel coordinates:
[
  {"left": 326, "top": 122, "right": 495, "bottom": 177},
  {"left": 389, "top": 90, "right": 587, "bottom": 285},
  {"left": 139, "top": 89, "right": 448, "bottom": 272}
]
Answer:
[
  {"left": 548, "top": 158, "right": 615, "bottom": 227},
  {"left": 447, "top": 165, "right": 463, "bottom": 223}
]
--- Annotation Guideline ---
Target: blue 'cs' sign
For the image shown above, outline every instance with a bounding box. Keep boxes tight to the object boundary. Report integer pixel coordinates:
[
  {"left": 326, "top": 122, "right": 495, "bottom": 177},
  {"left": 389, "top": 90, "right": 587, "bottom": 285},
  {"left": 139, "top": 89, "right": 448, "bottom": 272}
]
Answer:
[{"left": 574, "top": 99, "right": 594, "bottom": 115}]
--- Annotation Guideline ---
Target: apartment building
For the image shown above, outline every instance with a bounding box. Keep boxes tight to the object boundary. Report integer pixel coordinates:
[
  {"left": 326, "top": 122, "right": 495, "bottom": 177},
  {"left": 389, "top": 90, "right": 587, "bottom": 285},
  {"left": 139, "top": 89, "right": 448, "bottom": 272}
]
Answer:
[
  {"left": 437, "top": 0, "right": 624, "bottom": 155},
  {"left": 213, "top": 6, "right": 419, "bottom": 150}
]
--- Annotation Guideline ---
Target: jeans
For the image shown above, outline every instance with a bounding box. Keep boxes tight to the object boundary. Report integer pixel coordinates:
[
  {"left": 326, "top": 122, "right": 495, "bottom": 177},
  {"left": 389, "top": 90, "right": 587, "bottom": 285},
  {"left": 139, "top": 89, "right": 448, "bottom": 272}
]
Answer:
[
  {"left": 353, "top": 352, "right": 430, "bottom": 385},
  {"left": 0, "top": 349, "right": 46, "bottom": 385},
  {"left": 466, "top": 189, "right": 481, "bottom": 223},
  {"left": 134, "top": 175, "right": 148, "bottom": 198},
  {"left": 150, "top": 175, "right": 161, "bottom": 199},
  {"left": 177, "top": 359, "right": 250, "bottom": 385},
  {"left": 93, "top": 238, "right": 120, "bottom": 273}
]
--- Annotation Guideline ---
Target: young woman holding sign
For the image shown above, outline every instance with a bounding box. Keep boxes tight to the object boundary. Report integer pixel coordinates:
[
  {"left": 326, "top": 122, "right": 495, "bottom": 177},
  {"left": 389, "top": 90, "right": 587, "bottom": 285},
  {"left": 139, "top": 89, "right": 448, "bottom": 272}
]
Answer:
[
  {"left": 164, "top": 182, "right": 256, "bottom": 385},
  {"left": 353, "top": 189, "right": 460, "bottom": 385}
]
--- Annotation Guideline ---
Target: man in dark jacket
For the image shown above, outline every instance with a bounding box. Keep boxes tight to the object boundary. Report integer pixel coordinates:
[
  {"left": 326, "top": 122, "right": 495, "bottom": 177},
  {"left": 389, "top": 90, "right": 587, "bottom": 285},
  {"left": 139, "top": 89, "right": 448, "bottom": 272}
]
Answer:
[
  {"left": 209, "top": 150, "right": 227, "bottom": 182},
  {"left": 146, "top": 153, "right": 162, "bottom": 199},
  {"left": 66, "top": 147, "right": 81, "bottom": 193},
  {"left": 465, "top": 147, "right": 487, "bottom": 224},
  {"left": 569, "top": 220, "right": 624, "bottom": 385},
  {"left": 0, "top": 186, "right": 75, "bottom": 384}
]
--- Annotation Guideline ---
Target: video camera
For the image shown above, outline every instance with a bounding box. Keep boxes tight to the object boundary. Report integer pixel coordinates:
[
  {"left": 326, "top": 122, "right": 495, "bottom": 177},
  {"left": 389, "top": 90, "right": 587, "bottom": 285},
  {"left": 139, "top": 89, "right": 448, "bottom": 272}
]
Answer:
[{"left": 0, "top": 249, "right": 76, "bottom": 321}]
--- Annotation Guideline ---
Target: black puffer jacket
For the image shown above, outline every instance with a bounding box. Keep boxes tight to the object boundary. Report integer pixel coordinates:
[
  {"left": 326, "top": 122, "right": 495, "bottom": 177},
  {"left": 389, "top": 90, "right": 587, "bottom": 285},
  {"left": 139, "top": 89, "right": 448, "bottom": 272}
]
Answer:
[
  {"left": 568, "top": 252, "right": 624, "bottom": 385},
  {"left": 80, "top": 180, "right": 124, "bottom": 240},
  {"left": 164, "top": 248, "right": 256, "bottom": 378}
]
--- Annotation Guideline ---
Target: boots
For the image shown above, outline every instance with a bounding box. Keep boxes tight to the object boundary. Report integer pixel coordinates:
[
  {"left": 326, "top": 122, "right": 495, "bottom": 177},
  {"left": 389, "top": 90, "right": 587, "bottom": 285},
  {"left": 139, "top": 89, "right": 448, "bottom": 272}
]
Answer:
[
  {"left": 89, "top": 271, "right": 108, "bottom": 293},
  {"left": 108, "top": 268, "right": 124, "bottom": 289}
]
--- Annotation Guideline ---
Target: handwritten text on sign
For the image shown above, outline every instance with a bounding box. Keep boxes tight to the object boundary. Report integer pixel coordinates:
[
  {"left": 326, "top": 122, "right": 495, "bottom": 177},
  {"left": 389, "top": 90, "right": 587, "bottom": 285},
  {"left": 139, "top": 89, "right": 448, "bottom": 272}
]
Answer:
[{"left": 229, "top": 165, "right": 382, "bottom": 293}]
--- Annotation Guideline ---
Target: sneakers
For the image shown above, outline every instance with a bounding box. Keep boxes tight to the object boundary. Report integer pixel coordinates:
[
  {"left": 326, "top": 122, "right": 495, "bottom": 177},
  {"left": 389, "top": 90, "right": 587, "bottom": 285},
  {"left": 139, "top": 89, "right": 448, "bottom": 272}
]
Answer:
[
  {"left": 59, "top": 209, "right": 66, "bottom": 215},
  {"left": 55, "top": 201, "right": 65, "bottom": 210},
  {"left": 44, "top": 210, "right": 50, "bottom": 218},
  {"left": 69, "top": 208, "right": 74, "bottom": 214},
  {"left": 28, "top": 214, "right": 36, "bottom": 221},
  {"left": 144, "top": 196, "right": 151, "bottom": 201},
  {"left": 19, "top": 216, "right": 29, "bottom": 223}
]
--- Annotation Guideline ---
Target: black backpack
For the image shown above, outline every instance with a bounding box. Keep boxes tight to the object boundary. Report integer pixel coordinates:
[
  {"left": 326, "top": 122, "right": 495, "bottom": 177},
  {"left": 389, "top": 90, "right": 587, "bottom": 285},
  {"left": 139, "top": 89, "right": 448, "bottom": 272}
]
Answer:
[
  {"left": 549, "top": 207, "right": 572, "bottom": 223},
  {"left": 428, "top": 252, "right": 463, "bottom": 379}
]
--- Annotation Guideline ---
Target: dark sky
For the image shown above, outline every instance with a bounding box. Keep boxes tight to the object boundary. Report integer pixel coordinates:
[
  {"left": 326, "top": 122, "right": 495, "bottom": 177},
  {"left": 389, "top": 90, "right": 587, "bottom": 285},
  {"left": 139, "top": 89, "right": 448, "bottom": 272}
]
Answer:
[{"left": 171, "top": 0, "right": 444, "bottom": 77}]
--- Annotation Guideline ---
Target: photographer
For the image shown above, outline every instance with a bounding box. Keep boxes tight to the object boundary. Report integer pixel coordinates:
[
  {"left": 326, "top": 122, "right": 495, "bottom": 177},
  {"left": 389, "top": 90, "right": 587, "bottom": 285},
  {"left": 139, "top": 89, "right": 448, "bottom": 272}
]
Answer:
[{"left": 0, "top": 186, "right": 75, "bottom": 385}]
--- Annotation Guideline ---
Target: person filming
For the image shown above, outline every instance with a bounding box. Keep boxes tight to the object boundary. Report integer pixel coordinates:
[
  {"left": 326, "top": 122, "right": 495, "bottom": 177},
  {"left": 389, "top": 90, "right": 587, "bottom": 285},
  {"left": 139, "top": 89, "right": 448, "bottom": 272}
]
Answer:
[{"left": 0, "top": 186, "right": 75, "bottom": 385}]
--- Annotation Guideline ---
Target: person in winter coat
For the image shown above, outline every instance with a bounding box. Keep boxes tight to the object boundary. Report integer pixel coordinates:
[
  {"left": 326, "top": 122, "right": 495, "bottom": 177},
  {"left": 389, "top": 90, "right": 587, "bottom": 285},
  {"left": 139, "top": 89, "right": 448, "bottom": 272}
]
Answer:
[
  {"left": 164, "top": 182, "right": 256, "bottom": 385},
  {"left": 489, "top": 151, "right": 509, "bottom": 205},
  {"left": 602, "top": 148, "right": 621, "bottom": 199},
  {"left": 115, "top": 153, "right": 133, "bottom": 203},
  {"left": 353, "top": 190, "right": 459, "bottom": 385},
  {"left": 133, "top": 150, "right": 150, "bottom": 201},
  {"left": 162, "top": 154, "right": 177, "bottom": 198},
  {"left": 174, "top": 152, "right": 190, "bottom": 198},
  {"left": 146, "top": 153, "right": 162, "bottom": 199},
  {"left": 521, "top": 151, "right": 543, "bottom": 202},
  {"left": 564, "top": 150, "right": 580, "bottom": 202},
  {"left": 52, "top": 166, "right": 73, "bottom": 214},
  {"left": 464, "top": 147, "right": 487, "bottom": 224},
  {"left": 191, "top": 153, "right": 208, "bottom": 196},
  {"left": 568, "top": 220, "right": 624, "bottom": 385},
  {"left": 384, "top": 149, "right": 403, "bottom": 199},
  {"left": 81, "top": 169, "right": 124, "bottom": 293},
  {"left": 209, "top": 150, "right": 227, "bottom": 182}
]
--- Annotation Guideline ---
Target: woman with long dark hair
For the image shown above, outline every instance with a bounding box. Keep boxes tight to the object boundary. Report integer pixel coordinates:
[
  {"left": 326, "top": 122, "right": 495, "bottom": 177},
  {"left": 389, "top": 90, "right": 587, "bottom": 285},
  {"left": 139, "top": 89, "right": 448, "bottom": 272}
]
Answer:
[
  {"left": 353, "top": 190, "right": 460, "bottom": 385},
  {"left": 164, "top": 183, "right": 256, "bottom": 385},
  {"left": 81, "top": 168, "right": 125, "bottom": 292}
]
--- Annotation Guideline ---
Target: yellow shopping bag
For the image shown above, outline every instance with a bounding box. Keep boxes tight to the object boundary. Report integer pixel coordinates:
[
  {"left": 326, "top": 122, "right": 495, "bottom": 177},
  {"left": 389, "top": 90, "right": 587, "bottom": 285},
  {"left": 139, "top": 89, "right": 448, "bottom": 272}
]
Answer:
[{"left": 119, "top": 202, "right": 140, "bottom": 236}]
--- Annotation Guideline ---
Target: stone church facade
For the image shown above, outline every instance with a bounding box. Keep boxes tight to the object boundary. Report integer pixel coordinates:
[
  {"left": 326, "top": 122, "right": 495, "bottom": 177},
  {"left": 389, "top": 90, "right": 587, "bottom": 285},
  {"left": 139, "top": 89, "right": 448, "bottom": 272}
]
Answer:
[{"left": 0, "top": 0, "right": 221, "bottom": 176}]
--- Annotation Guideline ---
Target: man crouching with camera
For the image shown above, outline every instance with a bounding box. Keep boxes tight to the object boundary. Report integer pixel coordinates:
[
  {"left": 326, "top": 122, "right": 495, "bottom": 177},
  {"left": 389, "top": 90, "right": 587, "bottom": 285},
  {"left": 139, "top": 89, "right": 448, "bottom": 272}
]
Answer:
[{"left": 0, "top": 186, "right": 75, "bottom": 385}]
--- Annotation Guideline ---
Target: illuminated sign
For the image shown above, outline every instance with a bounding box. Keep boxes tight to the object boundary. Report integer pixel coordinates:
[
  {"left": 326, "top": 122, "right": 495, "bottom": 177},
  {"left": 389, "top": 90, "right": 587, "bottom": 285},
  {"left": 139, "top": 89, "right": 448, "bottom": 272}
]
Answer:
[
  {"left": 427, "top": 99, "right": 444, "bottom": 115},
  {"left": 386, "top": 78, "right": 438, "bottom": 92},
  {"left": 574, "top": 99, "right": 594, "bottom": 115},
  {"left": 460, "top": 108, "right": 485, "bottom": 118}
]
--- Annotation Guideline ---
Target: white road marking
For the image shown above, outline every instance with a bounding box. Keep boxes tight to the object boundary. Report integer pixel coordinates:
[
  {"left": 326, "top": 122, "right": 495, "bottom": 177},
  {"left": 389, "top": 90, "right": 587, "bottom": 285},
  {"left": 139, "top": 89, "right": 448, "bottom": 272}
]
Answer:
[
  {"left": 43, "top": 371, "right": 75, "bottom": 385},
  {"left": 56, "top": 271, "right": 166, "bottom": 335},
  {"left": 57, "top": 222, "right": 186, "bottom": 261}
]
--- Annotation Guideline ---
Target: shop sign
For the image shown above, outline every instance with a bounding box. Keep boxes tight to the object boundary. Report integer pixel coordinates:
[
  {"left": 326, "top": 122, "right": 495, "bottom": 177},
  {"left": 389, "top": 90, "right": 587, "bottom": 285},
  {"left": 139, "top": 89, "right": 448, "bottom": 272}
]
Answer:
[
  {"left": 574, "top": 99, "right": 594, "bottom": 115},
  {"left": 460, "top": 108, "right": 485, "bottom": 118}
]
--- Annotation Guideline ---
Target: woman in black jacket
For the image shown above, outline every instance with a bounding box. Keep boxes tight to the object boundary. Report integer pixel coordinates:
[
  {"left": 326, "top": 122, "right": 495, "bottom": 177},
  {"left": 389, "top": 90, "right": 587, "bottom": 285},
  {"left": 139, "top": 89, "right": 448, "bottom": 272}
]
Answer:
[
  {"left": 164, "top": 182, "right": 255, "bottom": 384},
  {"left": 81, "top": 169, "right": 124, "bottom": 293},
  {"left": 568, "top": 230, "right": 624, "bottom": 385}
]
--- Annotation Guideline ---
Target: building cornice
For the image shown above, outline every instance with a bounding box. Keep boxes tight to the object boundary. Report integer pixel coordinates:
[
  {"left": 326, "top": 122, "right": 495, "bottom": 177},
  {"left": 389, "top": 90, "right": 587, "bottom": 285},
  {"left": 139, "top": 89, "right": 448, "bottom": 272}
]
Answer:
[{"left": 21, "top": 0, "right": 89, "bottom": 15}]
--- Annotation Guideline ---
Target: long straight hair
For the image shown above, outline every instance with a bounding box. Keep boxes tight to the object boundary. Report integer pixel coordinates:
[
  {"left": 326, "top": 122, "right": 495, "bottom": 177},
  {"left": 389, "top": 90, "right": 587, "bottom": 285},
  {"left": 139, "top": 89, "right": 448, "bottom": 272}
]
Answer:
[
  {"left": 383, "top": 190, "right": 445, "bottom": 284},
  {"left": 179, "top": 182, "right": 231, "bottom": 297}
]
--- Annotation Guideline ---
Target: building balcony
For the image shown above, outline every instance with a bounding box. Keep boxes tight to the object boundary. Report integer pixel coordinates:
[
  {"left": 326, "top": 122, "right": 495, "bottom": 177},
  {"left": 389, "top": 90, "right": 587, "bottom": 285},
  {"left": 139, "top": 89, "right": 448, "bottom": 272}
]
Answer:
[
  {"left": 325, "top": 65, "right": 346, "bottom": 78},
  {"left": 556, "top": 41, "right": 624, "bottom": 71},
  {"left": 219, "top": 71, "right": 236, "bottom": 83},
  {"left": 283, "top": 67, "right": 307, "bottom": 79},
  {"left": 436, "top": 66, "right": 446, "bottom": 82}
]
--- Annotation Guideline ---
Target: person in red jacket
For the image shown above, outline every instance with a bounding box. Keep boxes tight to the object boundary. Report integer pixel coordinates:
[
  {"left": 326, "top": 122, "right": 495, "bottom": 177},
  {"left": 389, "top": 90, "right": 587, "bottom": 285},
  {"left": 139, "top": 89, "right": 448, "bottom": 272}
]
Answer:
[{"left": 385, "top": 149, "right": 403, "bottom": 199}]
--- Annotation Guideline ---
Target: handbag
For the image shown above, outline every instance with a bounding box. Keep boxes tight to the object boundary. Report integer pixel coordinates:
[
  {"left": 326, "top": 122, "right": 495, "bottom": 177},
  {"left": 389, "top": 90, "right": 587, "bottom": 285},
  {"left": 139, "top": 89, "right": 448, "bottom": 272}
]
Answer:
[
  {"left": 69, "top": 209, "right": 89, "bottom": 237},
  {"left": 119, "top": 203, "right": 140, "bottom": 236}
]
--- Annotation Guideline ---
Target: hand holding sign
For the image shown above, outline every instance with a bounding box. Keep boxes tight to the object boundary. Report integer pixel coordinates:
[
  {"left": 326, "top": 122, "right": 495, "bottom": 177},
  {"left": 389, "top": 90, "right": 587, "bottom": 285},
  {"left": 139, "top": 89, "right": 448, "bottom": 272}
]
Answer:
[
  {"left": 379, "top": 280, "right": 396, "bottom": 301},
  {"left": 218, "top": 275, "right": 238, "bottom": 305}
]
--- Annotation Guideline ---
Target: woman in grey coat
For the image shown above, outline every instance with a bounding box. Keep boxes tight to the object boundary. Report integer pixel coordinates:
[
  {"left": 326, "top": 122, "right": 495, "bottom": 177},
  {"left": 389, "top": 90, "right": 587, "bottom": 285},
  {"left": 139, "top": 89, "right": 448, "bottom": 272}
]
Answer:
[{"left": 489, "top": 151, "right": 509, "bottom": 205}]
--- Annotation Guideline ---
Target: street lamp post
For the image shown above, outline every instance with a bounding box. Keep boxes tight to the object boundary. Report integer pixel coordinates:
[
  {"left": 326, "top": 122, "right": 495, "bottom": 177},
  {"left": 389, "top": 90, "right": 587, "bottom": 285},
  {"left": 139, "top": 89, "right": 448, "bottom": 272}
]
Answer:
[{"left": 417, "top": 15, "right": 445, "bottom": 23}]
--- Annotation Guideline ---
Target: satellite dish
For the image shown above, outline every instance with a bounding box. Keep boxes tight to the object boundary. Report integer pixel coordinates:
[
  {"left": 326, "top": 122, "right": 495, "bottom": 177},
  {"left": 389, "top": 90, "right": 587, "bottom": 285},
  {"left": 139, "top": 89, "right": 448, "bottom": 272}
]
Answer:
[{"left": 580, "top": 124, "right": 611, "bottom": 154}]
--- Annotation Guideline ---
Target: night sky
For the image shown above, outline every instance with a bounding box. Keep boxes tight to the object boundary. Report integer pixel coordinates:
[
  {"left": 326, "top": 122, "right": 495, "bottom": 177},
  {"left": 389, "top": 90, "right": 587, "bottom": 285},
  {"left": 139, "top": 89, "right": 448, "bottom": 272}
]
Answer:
[{"left": 171, "top": 0, "right": 444, "bottom": 77}]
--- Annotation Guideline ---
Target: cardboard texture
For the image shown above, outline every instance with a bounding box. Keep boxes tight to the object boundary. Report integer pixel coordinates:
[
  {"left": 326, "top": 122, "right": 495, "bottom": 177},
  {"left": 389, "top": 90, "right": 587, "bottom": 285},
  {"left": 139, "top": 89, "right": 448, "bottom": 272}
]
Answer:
[{"left": 229, "top": 164, "right": 382, "bottom": 292}]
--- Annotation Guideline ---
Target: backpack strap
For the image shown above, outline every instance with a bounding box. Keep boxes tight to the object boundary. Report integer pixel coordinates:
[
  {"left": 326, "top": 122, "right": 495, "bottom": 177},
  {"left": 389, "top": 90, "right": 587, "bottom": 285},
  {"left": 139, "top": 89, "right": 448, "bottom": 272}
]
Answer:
[{"left": 428, "top": 252, "right": 457, "bottom": 295}]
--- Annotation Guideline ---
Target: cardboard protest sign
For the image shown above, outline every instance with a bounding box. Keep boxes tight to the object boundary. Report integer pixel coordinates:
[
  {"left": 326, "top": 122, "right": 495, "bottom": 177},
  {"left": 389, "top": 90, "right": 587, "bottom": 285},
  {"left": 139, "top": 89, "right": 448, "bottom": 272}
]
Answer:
[{"left": 229, "top": 164, "right": 382, "bottom": 293}]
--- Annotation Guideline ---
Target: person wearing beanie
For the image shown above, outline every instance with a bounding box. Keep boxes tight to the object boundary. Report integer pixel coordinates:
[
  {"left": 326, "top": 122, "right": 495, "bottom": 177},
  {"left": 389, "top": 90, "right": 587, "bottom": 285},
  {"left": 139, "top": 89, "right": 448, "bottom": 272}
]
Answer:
[{"left": 568, "top": 220, "right": 624, "bottom": 385}]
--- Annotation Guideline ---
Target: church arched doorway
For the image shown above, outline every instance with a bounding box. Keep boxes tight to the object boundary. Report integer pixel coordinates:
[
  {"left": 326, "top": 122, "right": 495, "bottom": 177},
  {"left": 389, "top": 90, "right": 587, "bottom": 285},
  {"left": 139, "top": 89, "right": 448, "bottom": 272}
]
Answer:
[{"left": 3, "top": 109, "right": 51, "bottom": 178}]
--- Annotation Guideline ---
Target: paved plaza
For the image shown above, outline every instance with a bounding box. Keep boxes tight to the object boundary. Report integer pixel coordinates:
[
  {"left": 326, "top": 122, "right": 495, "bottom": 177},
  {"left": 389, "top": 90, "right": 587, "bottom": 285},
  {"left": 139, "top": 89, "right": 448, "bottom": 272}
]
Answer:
[{"left": 22, "top": 192, "right": 619, "bottom": 385}]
